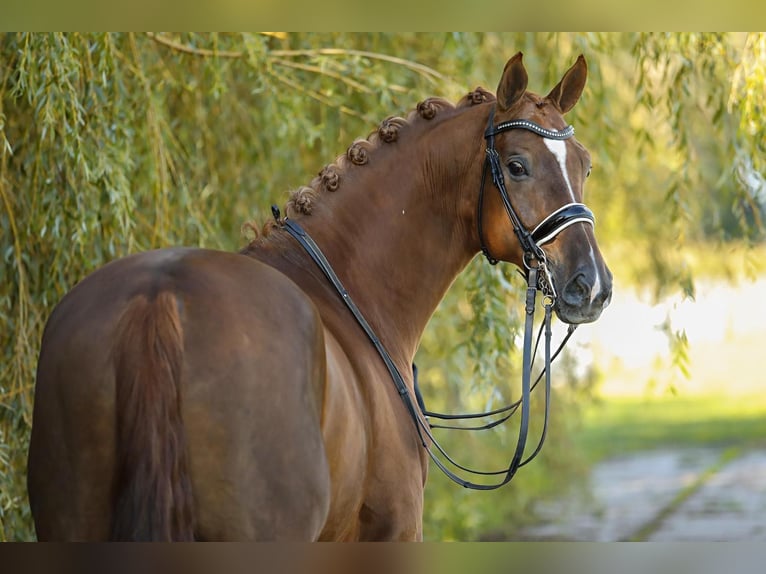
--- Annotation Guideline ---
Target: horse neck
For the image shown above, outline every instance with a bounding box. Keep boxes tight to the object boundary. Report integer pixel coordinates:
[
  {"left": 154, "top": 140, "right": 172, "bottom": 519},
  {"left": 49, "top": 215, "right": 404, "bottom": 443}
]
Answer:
[{"left": 296, "top": 105, "right": 487, "bottom": 362}]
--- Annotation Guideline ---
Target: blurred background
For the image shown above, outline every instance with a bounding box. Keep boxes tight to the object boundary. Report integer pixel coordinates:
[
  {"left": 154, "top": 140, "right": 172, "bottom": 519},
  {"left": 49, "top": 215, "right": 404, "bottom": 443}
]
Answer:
[{"left": 1, "top": 32, "right": 764, "bottom": 541}]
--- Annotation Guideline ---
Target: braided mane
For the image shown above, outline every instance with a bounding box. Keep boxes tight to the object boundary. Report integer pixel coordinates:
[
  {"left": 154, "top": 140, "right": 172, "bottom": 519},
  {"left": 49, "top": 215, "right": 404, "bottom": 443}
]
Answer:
[{"left": 245, "top": 87, "right": 495, "bottom": 240}]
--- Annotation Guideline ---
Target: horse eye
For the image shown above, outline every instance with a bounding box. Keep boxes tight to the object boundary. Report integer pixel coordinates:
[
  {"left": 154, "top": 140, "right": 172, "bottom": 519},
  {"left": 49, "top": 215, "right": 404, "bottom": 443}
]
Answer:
[
  {"left": 586, "top": 166, "right": 592, "bottom": 178},
  {"left": 508, "top": 160, "right": 527, "bottom": 177}
]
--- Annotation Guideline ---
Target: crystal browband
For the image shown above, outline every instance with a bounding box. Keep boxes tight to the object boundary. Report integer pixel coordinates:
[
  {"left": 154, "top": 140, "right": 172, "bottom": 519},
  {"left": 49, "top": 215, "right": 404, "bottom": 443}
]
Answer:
[{"left": 489, "top": 120, "right": 575, "bottom": 140}]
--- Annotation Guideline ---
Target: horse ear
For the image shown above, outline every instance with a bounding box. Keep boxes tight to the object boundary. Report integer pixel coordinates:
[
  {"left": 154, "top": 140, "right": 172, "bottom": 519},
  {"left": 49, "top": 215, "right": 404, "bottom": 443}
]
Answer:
[
  {"left": 546, "top": 54, "right": 588, "bottom": 113},
  {"left": 496, "top": 52, "right": 528, "bottom": 112}
]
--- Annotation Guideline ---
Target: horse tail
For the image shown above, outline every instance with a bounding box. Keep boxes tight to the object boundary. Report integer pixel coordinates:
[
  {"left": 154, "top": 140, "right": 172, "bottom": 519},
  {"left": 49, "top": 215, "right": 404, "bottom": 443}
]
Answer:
[{"left": 110, "top": 290, "right": 195, "bottom": 541}]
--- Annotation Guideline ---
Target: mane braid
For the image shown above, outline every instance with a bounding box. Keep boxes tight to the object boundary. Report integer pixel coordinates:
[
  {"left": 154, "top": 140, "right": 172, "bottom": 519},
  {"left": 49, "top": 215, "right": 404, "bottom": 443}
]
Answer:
[{"left": 277, "top": 88, "right": 493, "bottom": 221}]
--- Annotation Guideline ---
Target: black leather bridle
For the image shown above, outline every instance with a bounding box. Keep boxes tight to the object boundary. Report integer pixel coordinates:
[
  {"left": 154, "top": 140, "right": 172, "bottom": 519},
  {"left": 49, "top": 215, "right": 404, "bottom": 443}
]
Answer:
[
  {"left": 478, "top": 107, "right": 594, "bottom": 274},
  {"left": 271, "top": 105, "right": 597, "bottom": 490}
]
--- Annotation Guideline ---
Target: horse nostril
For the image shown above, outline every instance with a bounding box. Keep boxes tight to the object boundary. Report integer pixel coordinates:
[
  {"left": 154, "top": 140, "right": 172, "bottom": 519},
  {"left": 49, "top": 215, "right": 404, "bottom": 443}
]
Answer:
[
  {"left": 562, "top": 273, "right": 591, "bottom": 307},
  {"left": 594, "top": 285, "right": 612, "bottom": 308}
]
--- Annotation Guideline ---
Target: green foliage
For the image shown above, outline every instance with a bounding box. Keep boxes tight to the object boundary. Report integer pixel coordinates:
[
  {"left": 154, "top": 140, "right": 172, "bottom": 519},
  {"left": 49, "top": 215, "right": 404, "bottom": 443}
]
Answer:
[
  {"left": 581, "top": 395, "right": 766, "bottom": 462},
  {"left": 1, "top": 33, "right": 764, "bottom": 541}
]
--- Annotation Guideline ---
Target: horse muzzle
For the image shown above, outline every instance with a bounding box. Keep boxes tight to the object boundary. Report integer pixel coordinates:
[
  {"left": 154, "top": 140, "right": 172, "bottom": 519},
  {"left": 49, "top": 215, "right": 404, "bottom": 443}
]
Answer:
[{"left": 554, "top": 265, "right": 612, "bottom": 324}]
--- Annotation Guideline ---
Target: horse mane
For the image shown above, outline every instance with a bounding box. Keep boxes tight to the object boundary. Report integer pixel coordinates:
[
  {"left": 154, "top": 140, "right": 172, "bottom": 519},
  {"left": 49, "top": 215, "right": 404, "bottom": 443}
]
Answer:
[{"left": 244, "top": 87, "right": 496, "bottom": 242}]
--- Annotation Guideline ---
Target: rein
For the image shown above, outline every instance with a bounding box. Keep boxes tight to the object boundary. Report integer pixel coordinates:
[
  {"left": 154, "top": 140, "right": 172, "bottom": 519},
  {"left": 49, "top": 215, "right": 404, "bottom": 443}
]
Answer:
[{"left": 270, "top": 105, "right": 596, "bottom": 489}]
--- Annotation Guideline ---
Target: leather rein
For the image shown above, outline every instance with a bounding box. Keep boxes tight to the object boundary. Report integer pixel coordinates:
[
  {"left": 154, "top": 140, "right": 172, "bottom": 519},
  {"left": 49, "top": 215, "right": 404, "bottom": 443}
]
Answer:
[{"left": 271, "top": 106, "right": 595, "bottom": 489}]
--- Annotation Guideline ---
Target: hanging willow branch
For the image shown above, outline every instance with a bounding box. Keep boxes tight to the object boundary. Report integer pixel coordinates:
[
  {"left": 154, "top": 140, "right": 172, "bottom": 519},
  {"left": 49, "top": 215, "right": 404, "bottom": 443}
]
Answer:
[
  {"left": 145, "top": 32, "right": 448, "bottom": 84},
  {"left": 146, "top": 32, "right": 246, "bottom": 58}
]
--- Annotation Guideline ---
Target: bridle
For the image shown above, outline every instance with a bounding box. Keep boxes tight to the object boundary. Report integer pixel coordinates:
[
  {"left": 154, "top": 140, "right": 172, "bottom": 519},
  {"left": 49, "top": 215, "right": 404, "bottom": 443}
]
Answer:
[
  {"left": 271, "top": 104, "right": 596, "bottom": 490},
  {"left": 478, "top": 107, "right": 594, "bottom": 278}
]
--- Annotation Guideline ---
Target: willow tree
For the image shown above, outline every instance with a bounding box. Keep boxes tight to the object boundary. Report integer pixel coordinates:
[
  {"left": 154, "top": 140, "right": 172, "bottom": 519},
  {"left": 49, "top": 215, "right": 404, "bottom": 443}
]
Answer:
[{"left": 1, "top": 32, "right": 763, "bottom": 541}]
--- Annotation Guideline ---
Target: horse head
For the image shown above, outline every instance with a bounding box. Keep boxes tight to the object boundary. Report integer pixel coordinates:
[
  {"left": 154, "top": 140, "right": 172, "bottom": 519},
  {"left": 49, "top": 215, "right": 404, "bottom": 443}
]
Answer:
[{"left": 478, "top": 52, "right": 612, "bottom": 324}]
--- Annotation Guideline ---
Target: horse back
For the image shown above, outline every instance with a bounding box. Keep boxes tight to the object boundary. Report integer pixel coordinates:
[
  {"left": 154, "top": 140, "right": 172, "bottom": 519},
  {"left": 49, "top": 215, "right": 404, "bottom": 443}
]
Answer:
[{"left": 28, "top": 247, "right": 331, "bottom": 540}]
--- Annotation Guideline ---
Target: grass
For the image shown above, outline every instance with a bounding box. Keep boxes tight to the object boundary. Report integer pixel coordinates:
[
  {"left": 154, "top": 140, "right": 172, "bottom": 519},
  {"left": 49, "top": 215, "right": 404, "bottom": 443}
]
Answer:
[{"left": 579, "top": 393, "right": 766, "bottom": 462}]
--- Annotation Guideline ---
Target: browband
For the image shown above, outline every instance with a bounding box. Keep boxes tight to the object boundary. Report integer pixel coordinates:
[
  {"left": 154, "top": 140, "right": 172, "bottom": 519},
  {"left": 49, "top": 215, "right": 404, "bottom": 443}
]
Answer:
[{"left": 487, "top": 119, "right": 575, "bottom": 140}]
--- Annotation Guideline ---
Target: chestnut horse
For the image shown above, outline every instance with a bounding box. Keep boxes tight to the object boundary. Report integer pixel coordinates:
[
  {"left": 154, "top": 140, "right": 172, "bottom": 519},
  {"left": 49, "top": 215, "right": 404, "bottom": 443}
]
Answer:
[{"left": 27, "top": 53, "right": 612, "bottom": 541}]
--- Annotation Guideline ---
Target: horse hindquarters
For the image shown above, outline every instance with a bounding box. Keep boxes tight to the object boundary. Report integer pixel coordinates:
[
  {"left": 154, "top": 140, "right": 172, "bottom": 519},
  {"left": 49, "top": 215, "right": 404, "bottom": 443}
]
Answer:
[
  {"left": 28, "top": 268, "right": 196, "bottom": 540},
  {"left": 28, "top": 248, "right": 333, "bottom": 541}
]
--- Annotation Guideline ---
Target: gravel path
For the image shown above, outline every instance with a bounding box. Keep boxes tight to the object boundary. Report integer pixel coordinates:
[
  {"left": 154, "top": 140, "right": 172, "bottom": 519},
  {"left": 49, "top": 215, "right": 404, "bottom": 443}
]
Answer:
[{"left": 519, "top": 447, "right": 766, "bottom": 541}]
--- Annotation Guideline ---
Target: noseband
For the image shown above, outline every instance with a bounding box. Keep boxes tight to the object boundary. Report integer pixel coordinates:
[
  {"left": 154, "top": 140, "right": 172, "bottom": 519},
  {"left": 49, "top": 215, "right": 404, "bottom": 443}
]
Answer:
[{"left": 271, "top": 106, "right": 598, "bottom": 490}]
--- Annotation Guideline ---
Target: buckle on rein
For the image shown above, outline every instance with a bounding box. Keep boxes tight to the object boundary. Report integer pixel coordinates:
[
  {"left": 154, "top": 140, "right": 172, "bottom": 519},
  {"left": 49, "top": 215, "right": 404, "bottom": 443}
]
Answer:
[{"left": 537, "top": 261, "right": 557, "bottom": 308}]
